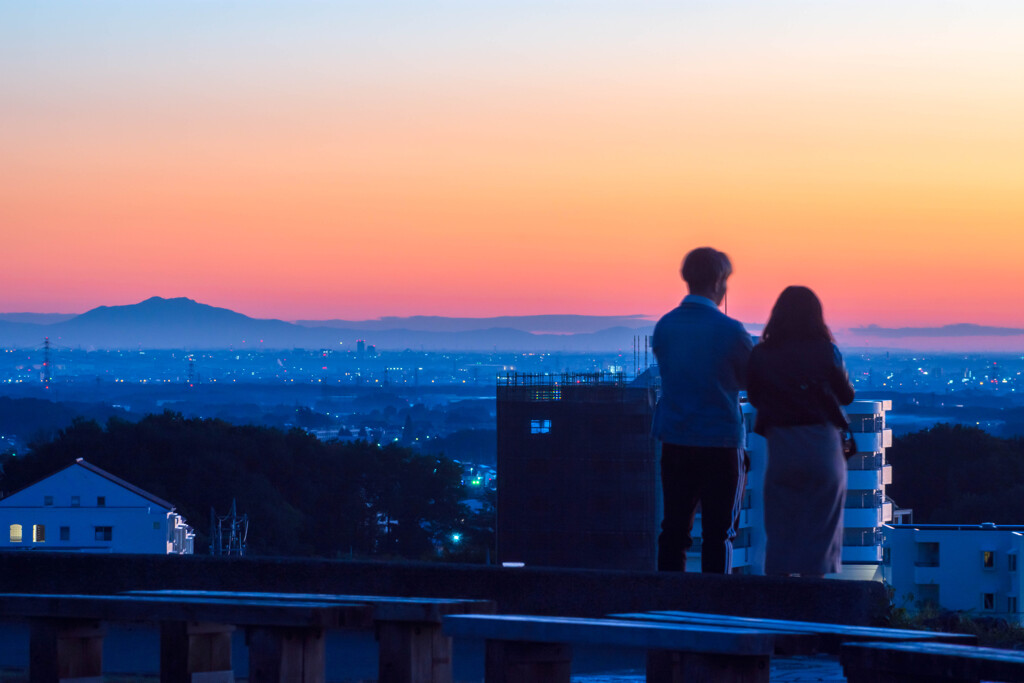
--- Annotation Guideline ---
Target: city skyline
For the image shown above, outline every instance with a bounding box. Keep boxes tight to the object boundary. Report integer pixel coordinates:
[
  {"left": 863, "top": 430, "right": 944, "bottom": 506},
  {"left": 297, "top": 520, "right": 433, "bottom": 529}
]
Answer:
[{"left": 3, "top": 2, "right": 1023, "bottom": 329}]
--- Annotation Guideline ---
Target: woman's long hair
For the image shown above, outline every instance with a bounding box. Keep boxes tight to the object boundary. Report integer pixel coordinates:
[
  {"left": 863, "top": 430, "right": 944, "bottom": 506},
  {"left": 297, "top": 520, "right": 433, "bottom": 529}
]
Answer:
[{"left": 760, "top": 286, "right": 834, "bottom": 346}]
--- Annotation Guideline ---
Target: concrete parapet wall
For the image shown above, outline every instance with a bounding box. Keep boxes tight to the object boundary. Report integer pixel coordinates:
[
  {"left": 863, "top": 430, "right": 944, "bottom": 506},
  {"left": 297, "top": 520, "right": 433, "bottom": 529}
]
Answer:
[{"left": 0, "top": 553, "right": 888, "bottom": 626}]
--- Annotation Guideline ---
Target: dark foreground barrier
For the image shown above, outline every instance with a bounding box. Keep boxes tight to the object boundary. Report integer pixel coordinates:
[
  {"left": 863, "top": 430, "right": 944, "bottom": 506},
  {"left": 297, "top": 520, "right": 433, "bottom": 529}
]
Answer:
[
  {"left": 841, "top": 640, "right": 1024, "bottom": 683},
  {"left": 0, "top": 591, "right": 493, "bottom": 683},
  {"left": 444, "top": 614, "right": 790, "bottom": 683},
  {"left": 0, "top": 553, "right": 889, "bottom": 626}
]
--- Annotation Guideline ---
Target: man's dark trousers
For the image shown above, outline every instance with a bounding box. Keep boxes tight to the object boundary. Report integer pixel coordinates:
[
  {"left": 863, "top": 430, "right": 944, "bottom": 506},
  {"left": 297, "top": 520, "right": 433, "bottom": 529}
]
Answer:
[{"left": 658, "top": 443, "right": 744, "bottom": 573}]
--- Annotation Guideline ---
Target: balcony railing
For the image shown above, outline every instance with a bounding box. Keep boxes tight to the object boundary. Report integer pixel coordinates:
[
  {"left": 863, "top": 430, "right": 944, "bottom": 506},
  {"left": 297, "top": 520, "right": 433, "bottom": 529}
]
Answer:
[
  {"left": 845, "top": 507, "right": 882, "bottom": 528},
  {"left": 846, "top": 491, "right": 884, "bottom": 509},
  {"left": 843, "top": 529, "right": 883, "bottom": 547},
  {"left": 848, "top": 468, "right": 882, "bottom": 490},
  {"left": 849, "top": 415, "right": 885, "bottom": 433},
  {"left": 848, "top": 453, "right": 884, "bottom": 471}
]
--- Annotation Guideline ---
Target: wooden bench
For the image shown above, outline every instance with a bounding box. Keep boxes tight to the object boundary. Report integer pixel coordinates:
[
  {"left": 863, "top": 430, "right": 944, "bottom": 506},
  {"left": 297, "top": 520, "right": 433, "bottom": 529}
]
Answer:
[
  {"left": 0, "top": 592, "right": 371, "bottom": 683},
  {"left": 443, "top": 613, "right": 802, "bottom": 683},
  {"left": 125, "top": 589, "right": 495, "bottom": 683},
  {"left": 841, "top": 640, "right": 1024, "bottom": 683},
  {"left": 609, "top": 610, "right": 976, "bottom": 655}
]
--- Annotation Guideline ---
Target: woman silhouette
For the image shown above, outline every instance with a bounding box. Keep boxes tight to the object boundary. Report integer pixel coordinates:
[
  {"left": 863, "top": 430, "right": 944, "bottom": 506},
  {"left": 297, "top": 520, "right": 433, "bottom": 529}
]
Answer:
[{"left": 747, "top": 286, "right": 855, "bottom": 577}]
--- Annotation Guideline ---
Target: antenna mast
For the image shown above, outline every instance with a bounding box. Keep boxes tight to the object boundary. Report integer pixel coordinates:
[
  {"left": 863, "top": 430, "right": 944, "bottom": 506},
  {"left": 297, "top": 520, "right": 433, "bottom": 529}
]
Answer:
[{"left": 42, "top": 337, "right": 51, "bottom": 389}]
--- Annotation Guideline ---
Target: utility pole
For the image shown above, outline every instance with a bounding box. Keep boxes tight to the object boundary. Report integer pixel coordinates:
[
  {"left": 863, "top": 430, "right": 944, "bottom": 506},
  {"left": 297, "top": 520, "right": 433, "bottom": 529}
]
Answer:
[{"left": 42, "top": 337, "right": 51, "bottom": 389}]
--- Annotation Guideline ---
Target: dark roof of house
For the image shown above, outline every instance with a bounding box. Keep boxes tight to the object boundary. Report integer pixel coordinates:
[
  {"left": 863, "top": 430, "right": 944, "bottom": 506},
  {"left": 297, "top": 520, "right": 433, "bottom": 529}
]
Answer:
[
  {"left": 73, "top": 459, "right": 176, "bottom": 511},
  {"left": 1, "top": 458, "right": 175, "bottom": 512}
]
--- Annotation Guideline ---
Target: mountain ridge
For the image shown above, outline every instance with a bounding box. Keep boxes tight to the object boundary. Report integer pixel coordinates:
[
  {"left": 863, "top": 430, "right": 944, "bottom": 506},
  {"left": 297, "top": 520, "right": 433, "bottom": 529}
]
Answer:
[
  {"left": 0, "top": 297, "right": 655, "bottom": 351},
  {"left": 2, "top": 297, "right": 1020, "bottom": 351}
]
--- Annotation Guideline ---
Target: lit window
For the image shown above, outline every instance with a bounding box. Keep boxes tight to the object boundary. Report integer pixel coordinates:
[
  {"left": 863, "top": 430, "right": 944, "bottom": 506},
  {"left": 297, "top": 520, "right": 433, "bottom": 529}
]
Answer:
[
  {"left": 33, "top": 525, "right": 45, "bottom": 543},
  {"left": 59, "top": 527, "right": 70, "bottom": 541},
  {"left": 97, "top": 497, "right": 106, "bottom": 507},
  {"left": 983, "top": 593, "right": 995, "bottom": 611},
  {"left": 94, "top": 526, "right": 112, "bottom": 542},
  {"left": 530, "top": 419, "right": 552, "bottom": 434},
  {"left": 9, "top": 524, "right": 22, "bottom": 543},
  {"left": 43, "top": 496, "right": 53, "bottom": 506},
  {"left": 983, "top": 551, "right": 996, "bottom": 569},
  {"left": 71, "top": 496, "right": 80, "bottom": 507}
]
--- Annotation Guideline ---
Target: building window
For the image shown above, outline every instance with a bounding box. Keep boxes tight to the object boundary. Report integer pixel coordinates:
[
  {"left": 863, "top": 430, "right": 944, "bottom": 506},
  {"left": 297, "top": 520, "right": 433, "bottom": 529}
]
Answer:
[
  {"left": 1010, "top": 597, "right": 1018, "bottom": 614},
  {"left": 43, "top": 496, "right": 53, "bottom": 506},
  {"left": 9, "top": 524, "right": 22, "bottom": 543},
  {"left": 97, "top": 496, "right": 106, "bottom": 507},
  {"left": 983, "top": 593, "right": 995, "bottom": 611},
  {"left": 882, "top": 547, "right": 891, "bottom": 566},
  {"left": 153, "top": 522, "right": 161, "bottom": 530},
  {"left": 94, "top": 526, "right": 112, "bottom": 542},
  {"left": 59, "top": 526, "right": 70, "bottom": 541},
  {"left": 71, "top": 496, "right": 80, "bottom": 507},
  {"left": 915, "top": 542, "right": 940, "bottom": 567},
  {"left": 530, "top": 419, "right": 552, "bottom": 434},
  {"left": 33, "top": 525, "right": 45, "bottom": 543},
  {"left": 1010, "top": 554, "right": 1018, "bottom": 572},
  {"left": 983, "top": 551, "right": 996, "bottom": 569}
]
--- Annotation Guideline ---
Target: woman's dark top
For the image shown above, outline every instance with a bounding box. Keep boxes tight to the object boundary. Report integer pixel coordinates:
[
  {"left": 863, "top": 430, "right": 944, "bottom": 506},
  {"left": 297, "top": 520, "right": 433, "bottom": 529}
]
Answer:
[{"left": 746, "top": 339, "right": 855, "bottom": 436}]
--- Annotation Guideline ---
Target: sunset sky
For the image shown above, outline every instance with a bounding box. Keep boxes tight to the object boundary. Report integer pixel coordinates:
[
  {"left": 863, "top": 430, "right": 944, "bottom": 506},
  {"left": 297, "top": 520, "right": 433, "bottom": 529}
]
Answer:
[{"left": 2, "top": 2, "right": 1022, "bottom": 329}]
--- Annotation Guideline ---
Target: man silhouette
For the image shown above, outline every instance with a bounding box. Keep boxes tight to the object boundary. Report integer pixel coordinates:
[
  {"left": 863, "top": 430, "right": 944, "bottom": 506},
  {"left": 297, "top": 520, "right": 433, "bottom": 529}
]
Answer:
[{"left": 652, "top": 247, "right": 753, "bottom": 573}]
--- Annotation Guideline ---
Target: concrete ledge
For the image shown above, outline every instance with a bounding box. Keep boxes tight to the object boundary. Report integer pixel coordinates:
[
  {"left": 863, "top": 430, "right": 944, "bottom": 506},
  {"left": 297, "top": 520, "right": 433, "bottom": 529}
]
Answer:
[{"left": 0, "top": 553, "right": 888, "bottom": 626}]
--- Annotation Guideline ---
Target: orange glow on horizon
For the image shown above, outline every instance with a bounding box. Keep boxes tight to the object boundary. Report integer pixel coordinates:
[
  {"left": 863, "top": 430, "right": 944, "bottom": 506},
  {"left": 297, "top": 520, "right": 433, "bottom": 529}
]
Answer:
[{"left": 2, "top": 3, "right": 1022, "bottom": 332}]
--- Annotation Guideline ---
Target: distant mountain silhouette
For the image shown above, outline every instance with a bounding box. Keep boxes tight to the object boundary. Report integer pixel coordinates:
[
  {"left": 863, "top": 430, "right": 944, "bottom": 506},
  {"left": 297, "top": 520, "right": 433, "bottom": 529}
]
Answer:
[
  {"left": 0, "top": 297, "right": 655, "bottom": 351},
  {"left": 7, "top": 297, "right": 1017, "bottom": 351},
  {"left": 0, "top": 312, "right": 76, "bottom": 324},
  {"left": 46, "top": 297, "right": 305, "bottom": 349},
  {"left": 851, "top": 323, "right": 1024, "bottom": 338},
  {"left": 3, "top": 298, "right": 1016, "bottom": 352}
]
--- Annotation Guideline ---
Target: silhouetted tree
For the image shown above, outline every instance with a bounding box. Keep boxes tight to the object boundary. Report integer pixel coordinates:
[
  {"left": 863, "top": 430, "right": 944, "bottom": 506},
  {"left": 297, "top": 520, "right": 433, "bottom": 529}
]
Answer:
[
  {"left": 887, "top": 424, "right": 1024, "bottom": 523},
  {"left": 0, "top": 412, "right": 468, "bottom": 559}
]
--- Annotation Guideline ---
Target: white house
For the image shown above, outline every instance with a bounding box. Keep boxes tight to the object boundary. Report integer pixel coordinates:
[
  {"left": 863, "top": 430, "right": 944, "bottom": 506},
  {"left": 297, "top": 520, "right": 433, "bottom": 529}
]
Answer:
[
  {"left": 882, "top": 524, "right": 1024, "bottom": 623},
  {"left": 0, "top": 458, "right": 194, "bottom": 554}
]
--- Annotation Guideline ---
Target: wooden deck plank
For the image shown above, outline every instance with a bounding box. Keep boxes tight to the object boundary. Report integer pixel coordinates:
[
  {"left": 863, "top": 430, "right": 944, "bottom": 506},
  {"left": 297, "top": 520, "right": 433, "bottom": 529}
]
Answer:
[
  {"left": 0, "top": 593, "right": 372, "bottom": 629},
  {"left": 611, "top": 610, "right": 976, "bottom": 652},
  {"left": 443, "top": 614, "right": 783, "bottom": 656},
  {"left": 124, "top": 590, "right": 494, "bottom": 622}
]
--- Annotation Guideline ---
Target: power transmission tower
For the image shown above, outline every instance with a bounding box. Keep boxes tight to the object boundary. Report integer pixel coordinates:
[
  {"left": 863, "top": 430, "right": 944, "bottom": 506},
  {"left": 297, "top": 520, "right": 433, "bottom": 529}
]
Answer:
[{"left": 209, "top": 499, "right": 249, "bottom": 556}]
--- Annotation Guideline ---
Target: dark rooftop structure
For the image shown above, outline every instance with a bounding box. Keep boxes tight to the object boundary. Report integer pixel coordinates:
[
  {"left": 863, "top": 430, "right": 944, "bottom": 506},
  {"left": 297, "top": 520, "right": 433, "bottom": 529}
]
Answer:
[{"left": 496, "top": 372, "right": 658, "bottom": 571}]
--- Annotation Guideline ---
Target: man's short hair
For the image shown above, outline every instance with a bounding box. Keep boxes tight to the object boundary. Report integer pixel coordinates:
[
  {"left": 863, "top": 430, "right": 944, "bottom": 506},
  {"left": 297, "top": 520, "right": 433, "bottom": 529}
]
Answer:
[{"left": 681, "top": 247, "right": 732, "bottom": 291}]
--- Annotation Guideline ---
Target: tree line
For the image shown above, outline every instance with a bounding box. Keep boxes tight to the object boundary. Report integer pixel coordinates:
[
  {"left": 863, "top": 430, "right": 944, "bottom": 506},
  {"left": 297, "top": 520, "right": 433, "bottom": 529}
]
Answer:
[
  {"left": 0, "top": 412, "right": 492, "bottom": 560},
  {"left": 887, "top": 423, "right": 1024, "bottom": 524}
]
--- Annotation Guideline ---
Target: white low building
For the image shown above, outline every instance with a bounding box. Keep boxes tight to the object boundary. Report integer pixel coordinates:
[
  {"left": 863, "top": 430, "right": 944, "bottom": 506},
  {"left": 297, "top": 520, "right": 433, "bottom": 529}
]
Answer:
[
  {"left": 0, "top": 458, "right": 194, "bottom": 554},
  {"left": 882, "top": 524, "right": 1024, "bottom": 623}
]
